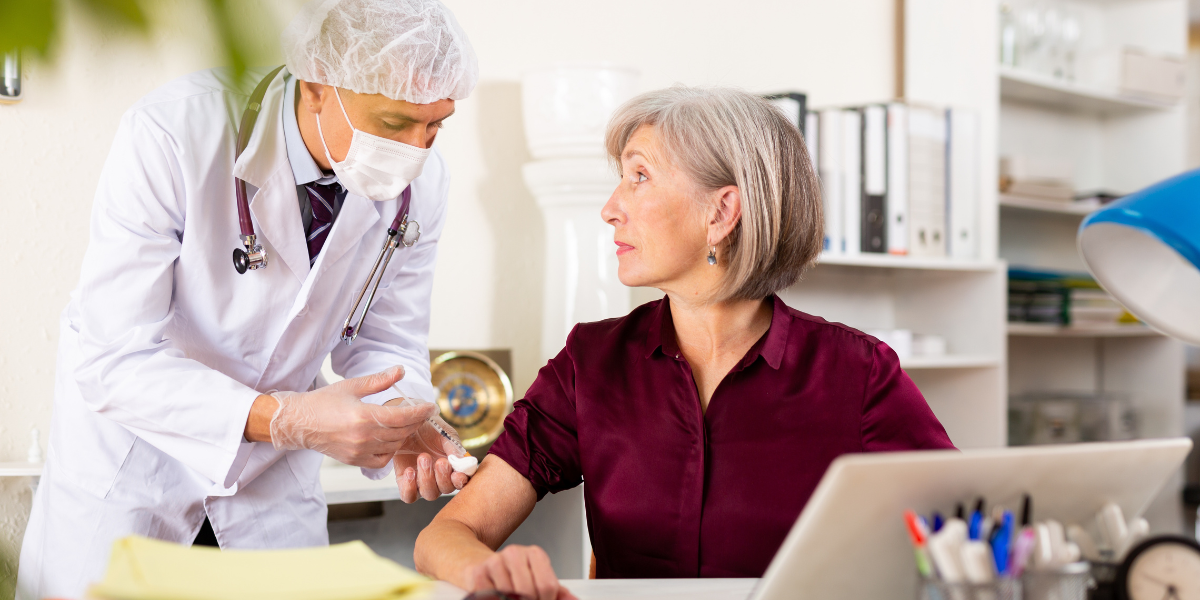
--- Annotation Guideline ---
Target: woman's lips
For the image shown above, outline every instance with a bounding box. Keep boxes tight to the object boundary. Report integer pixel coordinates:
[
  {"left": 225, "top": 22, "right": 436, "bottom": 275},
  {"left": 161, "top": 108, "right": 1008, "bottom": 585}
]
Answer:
[{"left": 615, "top": 242, "right": 634, "bottom": 255}]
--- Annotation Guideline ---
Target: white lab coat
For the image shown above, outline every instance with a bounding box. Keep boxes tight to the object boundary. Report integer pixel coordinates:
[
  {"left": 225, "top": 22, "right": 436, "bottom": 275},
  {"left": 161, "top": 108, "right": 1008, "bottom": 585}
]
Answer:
[{"left": 16, "top": 67, "right": 448, "bottom": 598}]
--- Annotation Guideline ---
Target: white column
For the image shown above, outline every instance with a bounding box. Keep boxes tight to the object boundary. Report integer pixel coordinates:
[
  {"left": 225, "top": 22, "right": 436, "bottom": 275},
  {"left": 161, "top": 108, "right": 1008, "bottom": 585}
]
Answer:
[
  {"left": 521, "top": 63, "right": 640, "bottom": 579},
  {"left": 523, "top": 159, "right": 629, "bottom": 362}
]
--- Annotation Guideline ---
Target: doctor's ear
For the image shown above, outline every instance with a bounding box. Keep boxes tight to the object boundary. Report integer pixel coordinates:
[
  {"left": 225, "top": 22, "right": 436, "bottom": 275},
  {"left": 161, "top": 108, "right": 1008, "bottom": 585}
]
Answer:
[{"left": 297, "top": 81, "right": 330, "bottom": 115}]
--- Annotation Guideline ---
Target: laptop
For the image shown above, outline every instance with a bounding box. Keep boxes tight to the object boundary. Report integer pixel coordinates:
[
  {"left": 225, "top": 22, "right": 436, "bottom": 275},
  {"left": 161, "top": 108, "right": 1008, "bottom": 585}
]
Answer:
[{"left": 750, "top": 438, "right": 1192, "bottom": 600}]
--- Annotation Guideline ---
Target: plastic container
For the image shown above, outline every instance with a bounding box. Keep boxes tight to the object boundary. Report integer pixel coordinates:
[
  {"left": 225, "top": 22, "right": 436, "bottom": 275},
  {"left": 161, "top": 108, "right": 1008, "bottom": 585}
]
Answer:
[
  {"left": 917, "top": 577, "right": 1021, "bottom": 600},
  {"left": 1023, "top": 562, "right": 1091, "bottom": 600}
]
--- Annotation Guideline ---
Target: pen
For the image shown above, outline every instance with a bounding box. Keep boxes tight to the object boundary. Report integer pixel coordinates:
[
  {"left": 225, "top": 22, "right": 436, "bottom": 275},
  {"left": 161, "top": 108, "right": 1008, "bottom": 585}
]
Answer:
[
  {"left": 904, "top": 510, "right": 934, "bottom": 579},
  {"left": 932, "top": 512, "right": 945, "bottom": 533},
  {"left": 1020, "top": 494, "right": 1032, "bottom": 527},
  {"left": 955, "top": 502, "right": 965, "bottom": 520},
  {"left": 968, "top": 510, "right": 984, "bottom": 541},
  {"left": 990, "top": 511, "right": 1014, "bottom": 575},
  {"left": 1009, "top": 527, "right": 1037, "bottom": 577}
]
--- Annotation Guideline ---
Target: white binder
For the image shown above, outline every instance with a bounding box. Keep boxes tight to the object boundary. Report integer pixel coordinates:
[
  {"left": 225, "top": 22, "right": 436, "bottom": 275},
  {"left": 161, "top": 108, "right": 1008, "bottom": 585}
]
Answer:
[
  {"left": 906, "top": 105, "right": 947, "bottom": 257},
  {"left": 947, "top": 107, "right": 980, "bottom": 260},
  {"left": 818, "top": 110, "right": 844, "bottom": 255},
  {"left": 886, "top": 103, "right": 909, "bottom": 255},
  {"left": 842, "top": 109, "right": 862, "bottom": 256}
]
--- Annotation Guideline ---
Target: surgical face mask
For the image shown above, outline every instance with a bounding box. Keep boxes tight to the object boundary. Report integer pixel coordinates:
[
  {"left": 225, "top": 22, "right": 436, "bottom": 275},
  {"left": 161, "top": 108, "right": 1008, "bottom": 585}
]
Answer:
[{"left": 316, "top": 87, "right": 431, "bottom": 201}]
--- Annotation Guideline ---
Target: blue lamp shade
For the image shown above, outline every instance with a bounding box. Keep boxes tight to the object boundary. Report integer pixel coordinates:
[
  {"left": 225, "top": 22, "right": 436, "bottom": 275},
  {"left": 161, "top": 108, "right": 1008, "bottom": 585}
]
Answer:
[{"left": 1078, "top": 168, "right": 1200, "bottom": 345}]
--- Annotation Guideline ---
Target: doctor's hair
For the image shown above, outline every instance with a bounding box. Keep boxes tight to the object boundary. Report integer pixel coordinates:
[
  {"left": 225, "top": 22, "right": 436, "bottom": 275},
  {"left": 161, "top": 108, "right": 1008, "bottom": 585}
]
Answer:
[{"left": 604, "top": 86, "right": 824, "bottom": 303}]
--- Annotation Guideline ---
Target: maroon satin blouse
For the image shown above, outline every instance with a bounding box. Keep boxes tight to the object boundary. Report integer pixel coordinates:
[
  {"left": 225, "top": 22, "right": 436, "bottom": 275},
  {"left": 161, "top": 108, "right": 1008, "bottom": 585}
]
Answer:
[{"left": 488, "top": 295, "right": 955, "bottom": 578}]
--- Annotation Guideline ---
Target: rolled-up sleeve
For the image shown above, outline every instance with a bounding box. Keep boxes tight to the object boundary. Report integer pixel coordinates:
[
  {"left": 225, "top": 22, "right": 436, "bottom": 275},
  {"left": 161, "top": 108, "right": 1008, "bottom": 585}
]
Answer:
[
  {"left": 487, "top": 330, "right": 584, "bottom": 500},
  {"left": 860, "top": 342, "right": 957, "bottom": 451}
]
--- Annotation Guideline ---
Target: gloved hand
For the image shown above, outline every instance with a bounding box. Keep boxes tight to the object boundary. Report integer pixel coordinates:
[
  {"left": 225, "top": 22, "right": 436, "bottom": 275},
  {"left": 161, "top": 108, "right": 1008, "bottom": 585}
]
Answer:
[
  {"left": 269, "top": 366, "right": 437, "bottom": 469},
  {"left": 386, "top": 396, "right": 474, "bottom": 502}
]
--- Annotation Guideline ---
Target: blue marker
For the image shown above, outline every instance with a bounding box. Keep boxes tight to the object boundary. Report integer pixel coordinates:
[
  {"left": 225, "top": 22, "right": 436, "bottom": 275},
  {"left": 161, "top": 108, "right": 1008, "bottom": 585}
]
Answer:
[
  {"left": 968, "top": 510, "right": 984, "bottom": 541},
  {"left": 991, "top": 511, "right": 1015, "bottom": 575},
  {"left": 931, "top": 512, "right": 945, "bottom": 533}
]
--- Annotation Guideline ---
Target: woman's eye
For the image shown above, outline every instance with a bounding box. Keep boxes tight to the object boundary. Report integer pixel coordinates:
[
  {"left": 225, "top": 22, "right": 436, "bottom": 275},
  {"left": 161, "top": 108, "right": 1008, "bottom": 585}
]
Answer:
[{"left": 632, "top": 172, "right": 647, "bottom": 184}]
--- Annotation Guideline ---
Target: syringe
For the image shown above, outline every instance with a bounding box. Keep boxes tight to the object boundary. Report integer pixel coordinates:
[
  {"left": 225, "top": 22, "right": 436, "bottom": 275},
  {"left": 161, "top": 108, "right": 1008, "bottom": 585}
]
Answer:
[{"left": 425, "top": 416, "right": 468, "bottom": 457}]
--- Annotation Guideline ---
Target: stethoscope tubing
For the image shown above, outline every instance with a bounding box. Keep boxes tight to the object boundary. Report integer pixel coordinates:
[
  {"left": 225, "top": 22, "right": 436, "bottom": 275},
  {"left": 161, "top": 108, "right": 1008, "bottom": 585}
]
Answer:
[{"left": 230, "top": 66, "right": 419, "bottom": 346}]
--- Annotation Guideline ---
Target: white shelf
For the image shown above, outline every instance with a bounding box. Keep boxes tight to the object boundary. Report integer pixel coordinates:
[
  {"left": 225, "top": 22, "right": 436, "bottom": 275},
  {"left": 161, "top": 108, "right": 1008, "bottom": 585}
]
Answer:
[
  {"left": 0, "top": 461, "right": 447, "bottom": 504},
  {"left": 1007, "top": 322, "right": 1162, "bottom": 337},
  {"left": 0, "top": 462, "right": 43, "bottom": 477},
  {"left": 320, "top": 466, "right": 401, "bottom": 504},
  {"left": 900, "top": 355, "right": 1001, "bottom": 369},
  {"left": 999, "top": 66, "right": 1177, "bottom": 114},
  {"left": 320, "top": 465, "right": 460, "bottom": 505},
  {"left": 816, "top": 253, "right": 999, "bottom": 272},
  {"left": 999, "top": 194, "right": 1098, "bottom": 216}
]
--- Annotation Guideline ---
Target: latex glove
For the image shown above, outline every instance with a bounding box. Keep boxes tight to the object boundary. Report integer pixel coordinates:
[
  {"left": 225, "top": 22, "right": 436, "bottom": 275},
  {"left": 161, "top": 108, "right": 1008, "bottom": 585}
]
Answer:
[
  {"left": 269, "top": 366, "right": 438, "bottom": 468},
  {"left": 465, "top": 545, "right": 578, "bottom": 600},
  {"left": 385, "top": 397, "right": 472, "bottom": 502}
]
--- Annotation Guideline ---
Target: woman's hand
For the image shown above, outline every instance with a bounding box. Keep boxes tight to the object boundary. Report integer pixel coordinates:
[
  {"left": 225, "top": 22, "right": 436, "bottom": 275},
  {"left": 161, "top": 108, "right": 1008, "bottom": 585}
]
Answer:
[
  {"left": 464, "top": 545, "right": 577, "bottom": 600},
  {"left": 384, "top": 398, "right": 471, "bottom": 502},
  {"left": 394, "top": 450, "right": 469, "bottom": 502}
]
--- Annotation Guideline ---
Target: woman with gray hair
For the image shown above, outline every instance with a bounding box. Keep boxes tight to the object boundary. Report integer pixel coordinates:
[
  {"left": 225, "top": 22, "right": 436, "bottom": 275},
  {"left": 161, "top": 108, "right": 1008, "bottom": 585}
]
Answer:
[{"left": 413, "top": 87, "right": 954, "bottom": 599}]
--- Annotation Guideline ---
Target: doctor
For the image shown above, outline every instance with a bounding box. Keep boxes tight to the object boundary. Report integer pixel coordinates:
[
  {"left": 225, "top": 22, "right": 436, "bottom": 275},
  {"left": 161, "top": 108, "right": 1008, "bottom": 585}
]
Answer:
[{"left": 16, "top": 0, "right": 477, "bottom": 596}]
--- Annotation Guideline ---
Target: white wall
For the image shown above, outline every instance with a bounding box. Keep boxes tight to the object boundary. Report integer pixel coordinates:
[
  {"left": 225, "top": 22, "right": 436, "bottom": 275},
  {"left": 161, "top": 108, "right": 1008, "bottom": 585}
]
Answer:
[{"left": 0, "top": 0, "right": 898, "bottom": 593}]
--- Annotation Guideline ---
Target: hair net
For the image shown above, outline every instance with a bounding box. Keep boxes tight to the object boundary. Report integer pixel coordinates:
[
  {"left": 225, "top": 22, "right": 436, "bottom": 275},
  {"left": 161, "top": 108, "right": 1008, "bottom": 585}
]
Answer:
[{"left": 282, "top": 0, "right": 478, "bottom": 104}]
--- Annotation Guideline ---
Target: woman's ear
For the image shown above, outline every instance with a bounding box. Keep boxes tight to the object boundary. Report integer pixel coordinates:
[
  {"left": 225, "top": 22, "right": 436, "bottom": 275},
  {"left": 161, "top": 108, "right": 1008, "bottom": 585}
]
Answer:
[{"left": 706, "top": 185, "right": 742, "bottom": 247}]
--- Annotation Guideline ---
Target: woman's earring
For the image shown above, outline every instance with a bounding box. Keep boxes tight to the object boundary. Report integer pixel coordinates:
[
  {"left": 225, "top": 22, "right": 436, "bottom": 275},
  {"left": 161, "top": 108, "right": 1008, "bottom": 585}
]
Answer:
[{"left": 707, "top": 246, "right": 717, "bottom": 266}]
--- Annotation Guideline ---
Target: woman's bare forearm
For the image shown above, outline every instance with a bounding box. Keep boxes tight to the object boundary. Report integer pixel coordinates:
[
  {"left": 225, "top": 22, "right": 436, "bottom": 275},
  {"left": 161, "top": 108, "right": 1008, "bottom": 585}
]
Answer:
[
  {"left": 413, "top": 455, "right": 540, "bottom": 586},
  {"left": 414, "top": 518, "right": 501, "bottom": 586}
]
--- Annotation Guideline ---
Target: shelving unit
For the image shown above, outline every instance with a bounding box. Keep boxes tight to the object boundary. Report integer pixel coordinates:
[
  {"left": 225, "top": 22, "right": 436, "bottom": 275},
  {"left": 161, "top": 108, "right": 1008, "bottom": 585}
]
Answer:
[
  {"left": 998, "top": 194, "right": 1098, "bottom": 216},
  {"left": 996, "top": 0, "right": 1188, "bottom": 532},
  {"left": 1007, "top": 322, "right": 1161, "bottom": 338},
  {"left": 816, "top": 253, "right": 1000, "bottom": 272},
  {"left": 900, "top": 355, "right": 1002, "bottom": 369},
  {"left": 783, "top": 257, "right": 1007, "bottom": 449},
  {"left": 0, "top": 462, "right": 42, "bottom": 478},
  {"left": 999, "top": 66, "right": 1178, "bottom": 115}
]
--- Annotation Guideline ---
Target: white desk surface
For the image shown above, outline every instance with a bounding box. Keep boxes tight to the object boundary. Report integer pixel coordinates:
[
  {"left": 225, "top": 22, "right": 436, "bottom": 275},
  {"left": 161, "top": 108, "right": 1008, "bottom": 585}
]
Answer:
[{"left": 424, "top": 578, "right": 759, "bottom": 600}]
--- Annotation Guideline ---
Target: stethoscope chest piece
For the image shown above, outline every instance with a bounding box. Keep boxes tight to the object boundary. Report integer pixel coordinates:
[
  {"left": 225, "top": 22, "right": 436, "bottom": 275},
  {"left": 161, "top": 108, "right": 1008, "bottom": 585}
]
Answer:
[
  {"left": 401, "top": 219, "right": 421, "bottom": 247},
  {"left": 232, "top": 236, "right": 268, "bottom": 274}
]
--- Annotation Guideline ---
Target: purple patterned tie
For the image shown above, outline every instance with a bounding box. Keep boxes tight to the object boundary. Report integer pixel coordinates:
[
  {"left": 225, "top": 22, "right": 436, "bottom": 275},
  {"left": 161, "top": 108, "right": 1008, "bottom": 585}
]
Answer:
[{"left": 304, "top": 181, "right": 346, "bottom": 265}]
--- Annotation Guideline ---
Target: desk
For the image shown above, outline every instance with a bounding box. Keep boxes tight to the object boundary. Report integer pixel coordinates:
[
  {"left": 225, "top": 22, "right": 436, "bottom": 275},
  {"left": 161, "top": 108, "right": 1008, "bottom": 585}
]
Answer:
[{"left": 424, "top": 579, "right": 759, "bottom": 600}]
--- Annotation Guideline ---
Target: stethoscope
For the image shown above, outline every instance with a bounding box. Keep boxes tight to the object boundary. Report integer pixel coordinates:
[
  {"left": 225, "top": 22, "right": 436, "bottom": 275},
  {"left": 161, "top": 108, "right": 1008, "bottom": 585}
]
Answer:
[{"left": 230, "top": 66, "right": 421, "bottom": 345}]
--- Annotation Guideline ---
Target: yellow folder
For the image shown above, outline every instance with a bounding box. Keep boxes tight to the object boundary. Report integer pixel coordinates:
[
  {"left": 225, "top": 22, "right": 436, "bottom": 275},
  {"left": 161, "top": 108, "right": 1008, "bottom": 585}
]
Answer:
[{"left": 89, "top": 536, "right": 432, "bottom": 600}]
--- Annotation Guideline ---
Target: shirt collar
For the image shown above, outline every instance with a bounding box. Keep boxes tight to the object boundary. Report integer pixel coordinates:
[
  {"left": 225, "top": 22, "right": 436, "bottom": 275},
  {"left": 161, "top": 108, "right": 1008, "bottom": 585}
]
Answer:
[
  {"left": 644, "top": 294, "right": 791, "bottom": 371},
  {"left": 283, "top": 73, "right": 337, "bottom": 187}
]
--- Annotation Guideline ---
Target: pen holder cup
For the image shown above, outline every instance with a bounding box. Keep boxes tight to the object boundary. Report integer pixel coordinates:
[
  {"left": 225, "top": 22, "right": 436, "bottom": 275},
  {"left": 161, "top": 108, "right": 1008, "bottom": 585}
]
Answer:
[
  {"left": 1022, "top": 562, "right": 1091, "bottom": 600},
  {"left": 917, "top": 577, "right": 1021, "bottom": 600}
]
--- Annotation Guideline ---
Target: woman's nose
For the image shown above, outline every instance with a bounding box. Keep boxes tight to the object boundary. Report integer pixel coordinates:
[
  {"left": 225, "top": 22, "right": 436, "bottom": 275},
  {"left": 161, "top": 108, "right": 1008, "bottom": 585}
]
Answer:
[{"left": 600, "top": 187, "right": 624, "bottom": 224}]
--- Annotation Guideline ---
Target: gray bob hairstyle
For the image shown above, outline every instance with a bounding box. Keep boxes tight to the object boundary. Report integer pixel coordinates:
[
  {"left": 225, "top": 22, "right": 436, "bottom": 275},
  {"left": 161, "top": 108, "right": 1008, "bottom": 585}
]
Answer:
[{"left": 604, "top": 86, "right": 824, "bottom": 302}]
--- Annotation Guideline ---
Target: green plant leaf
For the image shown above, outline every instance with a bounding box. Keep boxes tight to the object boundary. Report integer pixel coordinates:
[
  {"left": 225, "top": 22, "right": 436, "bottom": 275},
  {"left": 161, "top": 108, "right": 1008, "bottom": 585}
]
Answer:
[
  {"left": 0, "top": 0, "right": 58, "bottom": 56},
  {"left": 77, "top": 0, "right": 149, "bottom": 30},
  {"left": 204, "top": 0, "right": 249, "bottom": 78}
]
